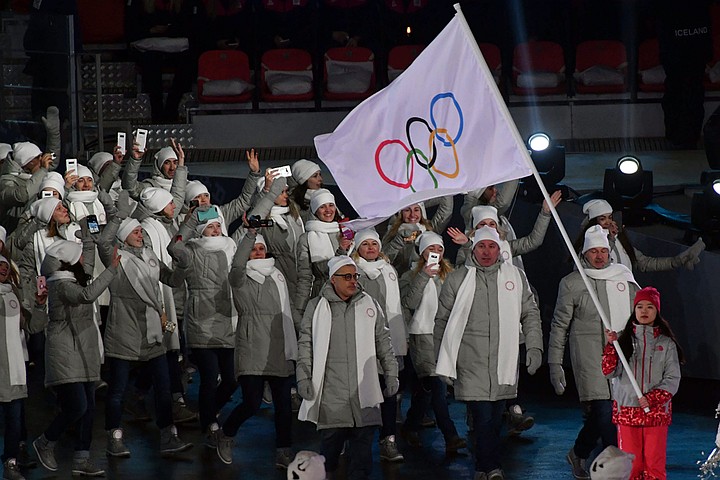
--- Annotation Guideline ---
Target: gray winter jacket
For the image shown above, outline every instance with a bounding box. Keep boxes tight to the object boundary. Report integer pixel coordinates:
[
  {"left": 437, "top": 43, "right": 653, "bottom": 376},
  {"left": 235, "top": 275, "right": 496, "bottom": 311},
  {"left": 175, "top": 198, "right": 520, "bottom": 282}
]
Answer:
[
  {"left": 245, "top": 177, "right": 302, "bottom": 298},
  {"left": 168, "top": 223, "right": 235, "bottom": 349},
  {"left": 97, "top": 218, "right": 186, "bottom": 361},
  {"left": 434, "top": 256, "right": 542, "bottom": 401},
  {"left": 382, "top": 195, "right": 454, "bottom": 277},
  {"left": 296, "top": 283, "right": 398, "bottom": 429},
  {"left": 548, "top": 260, "right": 640, "bottom": 402},
  {"left": 229, "top": 232, "right": 299, "bottom": 377},
  {"left": 0, "top": 159, "right": 50, "bottom": 231},
  {"left": 609, "top": 237, "right": 677, "bottom": 272},
  {"left": 0, "top": 285, "right": 47, "bottom": 401},
  {"left": 42, "top": 244, "right": 118, "bottom": 387},
  {"left": 460, "top": 179, "right": 519, "bottom": 230},
  {"left": 400, "top": 268, "right": 442, "bottom": 378},
  {"left": 605, "top": 324, "right": 681, "bottom": 415}
]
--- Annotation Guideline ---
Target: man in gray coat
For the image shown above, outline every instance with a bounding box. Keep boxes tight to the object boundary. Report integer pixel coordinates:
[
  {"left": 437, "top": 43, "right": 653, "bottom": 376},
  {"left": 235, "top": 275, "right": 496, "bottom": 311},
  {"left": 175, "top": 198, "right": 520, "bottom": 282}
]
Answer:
[
  {"left": 434, "top": 226, "right": 543, "bottom": 480},
  {"left": 548, "top": 225, "right": 640, "bottom": 480},
  {"left": 296, "top": 256, "right": 398, "bottom": 480}
]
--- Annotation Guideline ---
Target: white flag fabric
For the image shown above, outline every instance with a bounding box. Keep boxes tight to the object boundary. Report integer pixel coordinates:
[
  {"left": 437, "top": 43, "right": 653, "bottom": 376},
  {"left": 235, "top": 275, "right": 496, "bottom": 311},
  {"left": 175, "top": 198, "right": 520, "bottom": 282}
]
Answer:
[{"left": 314, "top": 13, "right": 533, "bottom": 220}]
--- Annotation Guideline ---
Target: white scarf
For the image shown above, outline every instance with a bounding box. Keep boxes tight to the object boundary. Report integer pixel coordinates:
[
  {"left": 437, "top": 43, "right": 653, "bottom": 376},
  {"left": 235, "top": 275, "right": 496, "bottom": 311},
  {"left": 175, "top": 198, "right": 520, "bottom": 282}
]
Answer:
[
  {"left": 357, "top": 257, "right": 406, "bottom": 355},
  {"left": 0, "top": 284, "right": 25, "bottom": 386},
  {"left": 271, "top": 206, "right": 305, "bottom": 253},
  {"left": 246, "top": 258, "right": 298, "bottom": 361},
  {"left": 139, "top": 218, "right": 178, "bottom": 348},
  {"left": 436, "top": 263, "right": 524, "bottom": 385},
  {"left": 189, "top": 235, "right": 237, "bottom": 331},
  {"left": 46, "top": 271, "right": 105, "bottom": 363},
  {"left": 152, "top": 175, "right": 173, "bottom": 190},
  {"left": 298, "top": 293, "right": 384, "bottom": 424},
  {"left": 119, "top": 249, "right": 164, "bottom": 344},
  {"left": 33, "top": 230, "right": 56, "bottom": 276},
  {"left": 407, "top": 262, "right": 438, "bottom": 335},
  {"left": 11, "top": 171, "right": 32, "bottom": 180},
  {"left": 583, "top": 263, "right": 638, "bottom": 332},
  {"left": 610, "top": 240, "right": 633, "bottom": 271},
  {"left": 66, "top": 190, "right": 107, "bottom": 224},
  {"left": 305, "top": 220, "right": 338, "bottom": 262}
]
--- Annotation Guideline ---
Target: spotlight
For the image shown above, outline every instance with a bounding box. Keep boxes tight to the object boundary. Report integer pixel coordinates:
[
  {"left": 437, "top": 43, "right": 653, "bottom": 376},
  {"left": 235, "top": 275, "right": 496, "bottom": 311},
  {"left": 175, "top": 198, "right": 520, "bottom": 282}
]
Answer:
[
  {"left": 520, "top": 133, "right": 566, "bottom": 202},
  {"left": 691, "top": 171, "right": 720, "bottom": 247},
  {"left": 603, "top": 155, "right": 654, "bottom": 225},
  {"left": 528, "top": 133, "right": 550, "bottom": 152}
]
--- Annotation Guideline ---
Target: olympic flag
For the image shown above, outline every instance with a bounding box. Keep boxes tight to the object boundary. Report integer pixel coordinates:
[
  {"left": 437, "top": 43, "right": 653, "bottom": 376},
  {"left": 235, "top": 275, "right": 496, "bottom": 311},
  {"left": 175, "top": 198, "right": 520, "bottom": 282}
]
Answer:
[{"left": 314, "top": 7, "right": 533, "bottom": 220}]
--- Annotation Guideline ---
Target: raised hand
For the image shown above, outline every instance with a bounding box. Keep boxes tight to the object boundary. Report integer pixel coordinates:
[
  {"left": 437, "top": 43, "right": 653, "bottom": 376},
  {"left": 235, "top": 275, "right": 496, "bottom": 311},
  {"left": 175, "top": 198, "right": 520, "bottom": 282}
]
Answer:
[
  {"left": 447, "top": 226, "right": 469, "bottom": 245},
  {"left": 170, "top": 138, "right": 185, "bottom": 166},
  {"left": 246, "top": 148, "right": 260, "bottom": 174}
]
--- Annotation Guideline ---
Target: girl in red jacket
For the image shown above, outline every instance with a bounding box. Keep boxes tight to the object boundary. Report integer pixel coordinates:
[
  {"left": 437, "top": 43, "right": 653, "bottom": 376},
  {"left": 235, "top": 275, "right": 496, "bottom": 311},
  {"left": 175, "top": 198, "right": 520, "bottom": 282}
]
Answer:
[{"left": 603, "top": 286, "right": 683, "bottom": 480}]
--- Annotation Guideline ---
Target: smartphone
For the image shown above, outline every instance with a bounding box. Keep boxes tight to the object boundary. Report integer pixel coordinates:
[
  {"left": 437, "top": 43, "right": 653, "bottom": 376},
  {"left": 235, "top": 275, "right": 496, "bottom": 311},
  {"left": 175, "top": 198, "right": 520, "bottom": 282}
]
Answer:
[
  {"left": 269, "top": 165, "right": 292, "bottom": 178},
  {"left": 197, "top": 205, "right": 220, "bottom": 223},
  {"left": 50, "top": 152, "right": 56, "bottom": 160},
  {"left": 340, "top": 225, "right": 354, "bottom": 240},
  {"left": 41, "top": 190, "right": 54, "bottom": 198},
  {"left": 118, "top": 132, "right": 127, "bottom": 155},
  {"left": 86, "top": 214, "right": 100, "bottom": 234},
  {"left": 189, "top": 199, "right": 200, "bottom": 209},
  {"left": 65, "top": 158, "right": 78, "bottom": 174},
  {"left": 427, "top": 252, "right": 441, "bottom": 266},
  {"left": 135, "top": 128, "right": 148, "bottom": 152},
  {"left": 36, "top": 276, "right": 47, "bottom": 295}
]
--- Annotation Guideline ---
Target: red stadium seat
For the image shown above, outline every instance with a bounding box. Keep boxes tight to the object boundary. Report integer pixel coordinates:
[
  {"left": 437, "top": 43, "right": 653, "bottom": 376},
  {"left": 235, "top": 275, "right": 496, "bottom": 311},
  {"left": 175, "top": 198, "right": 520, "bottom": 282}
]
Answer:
[
  {"left": 197, "top": 50, "right": 253, "bottom": 104},
  {"left": 260, "top": 49, "right": 314, "bottom": 102},
  {"left": 512, "top": 40, "right": 566, "bottom": 95},
  {"left": 574, "top": 40, "right": 628, "bottom": 94},
  {"left": 387, "top": 44, "right": 424, "bottom": 82},
  {"left": 323, "top": 47, "right": 376, "bottom": 101}
]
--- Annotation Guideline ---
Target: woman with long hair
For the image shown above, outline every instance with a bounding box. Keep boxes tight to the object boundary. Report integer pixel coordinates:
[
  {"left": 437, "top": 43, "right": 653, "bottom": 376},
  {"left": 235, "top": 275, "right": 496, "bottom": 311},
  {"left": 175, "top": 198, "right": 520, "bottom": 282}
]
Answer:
[
  {"left": 351, "top": 228, "right": 408, "bottom": 462},
  {"left": 32, "top": 239, "right": 120, "bottom": 476},
  {"left": 289, "top": 159, "right": 327, "bottom": 224},
  {"left": 399, "top": 232, "right": 466, "bottom": 455}
]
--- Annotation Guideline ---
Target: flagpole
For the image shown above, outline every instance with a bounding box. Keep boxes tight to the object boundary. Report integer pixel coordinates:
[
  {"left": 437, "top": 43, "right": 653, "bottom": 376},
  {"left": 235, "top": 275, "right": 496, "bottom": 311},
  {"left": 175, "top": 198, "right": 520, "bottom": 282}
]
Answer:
[{"left": 452, "top": 3, "right": 647, "bottom": 409}]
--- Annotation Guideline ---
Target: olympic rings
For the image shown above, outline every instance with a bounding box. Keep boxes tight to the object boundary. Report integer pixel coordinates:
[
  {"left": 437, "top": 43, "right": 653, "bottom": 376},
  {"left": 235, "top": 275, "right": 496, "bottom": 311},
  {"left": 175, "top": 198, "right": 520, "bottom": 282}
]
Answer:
[{"left": 375, "top": 92, "right": 464, "bottom": 190}]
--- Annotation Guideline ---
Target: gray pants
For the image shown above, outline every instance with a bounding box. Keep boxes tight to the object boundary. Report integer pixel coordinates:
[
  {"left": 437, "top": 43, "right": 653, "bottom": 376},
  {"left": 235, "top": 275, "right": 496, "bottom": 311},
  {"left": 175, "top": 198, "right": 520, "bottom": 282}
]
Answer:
[{"left": 320, "top": 426, "right": 376, "bottom": 480}]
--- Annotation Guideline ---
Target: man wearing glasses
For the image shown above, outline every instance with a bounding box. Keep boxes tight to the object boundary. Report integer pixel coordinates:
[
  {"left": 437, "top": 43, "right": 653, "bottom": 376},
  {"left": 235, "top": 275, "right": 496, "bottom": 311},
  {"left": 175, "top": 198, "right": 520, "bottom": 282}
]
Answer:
[{"left": 296, "top": 255, "right": 399, "bottom": 480}]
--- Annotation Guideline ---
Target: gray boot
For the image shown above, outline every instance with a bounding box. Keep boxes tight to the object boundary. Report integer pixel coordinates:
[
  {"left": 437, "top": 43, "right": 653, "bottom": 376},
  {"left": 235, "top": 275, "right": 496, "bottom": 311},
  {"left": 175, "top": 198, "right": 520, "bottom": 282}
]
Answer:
[
  {"left": 2, "top": 459, "right": 24, "bottom": 480},
  {"left": 106, "top": 429, "right": 130, "bottom": 458},
  {"left": 32, "top": 434, "right": 57, "bottom": 472},
  {"left": 160, "top": 425, "right": 192, "bottom": 455},
  {"left": 71, "top": 452, "right": 105, "bottom": 478}
]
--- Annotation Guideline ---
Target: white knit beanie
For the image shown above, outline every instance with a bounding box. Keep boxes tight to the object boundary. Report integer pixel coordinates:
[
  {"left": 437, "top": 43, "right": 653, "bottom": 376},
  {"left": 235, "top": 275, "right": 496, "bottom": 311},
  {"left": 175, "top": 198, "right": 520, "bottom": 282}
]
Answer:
[
  {"left": 185, "top": 180, "right": 209, "bottom": 203},
  {"left": 45, "top": 239, "right": 82, "bottom": 265},
  {"left": 583, "top": 199, "right": 613, "bottom": 221},
  {"left": 582, "top": 225, "right": 610, "bottom": 253},
  {"left": 291, "top": 159, "right": 321, "bottom": 185},
  {"left": 117, "top": 218, "right": 141, "bottom": 242},
  {"left": 154, "top": 146, "right": 177, "bottom": 172},
  {"left": 0, "top": 226, "right": 6, "bottom": 246},
  {"left": 31, "top": 198, "right": 61, "bottom": 224},
  {"left": 76, "top": 164, "right": 93, "bottom": 180},
  {"left": 472, "top": 225, "right": 502, "bottom": 248},
  {"left": 196, "top": 218, "right": 223, "bottom": 235},
  {"left": 310, "top": 188, "right": 335, "bottom": 215},
  {"left": 140, "top": 187, "right": 174, "bottom": 213},
  {"left": 88, "top": 152, "right": 113, "bottom": 176},
  {"left": 354, "top": 228, "right": 381, "bottom": 250},
  {"left": 40, "top": 172, "right": 65, "bottom": 198},
  {"left": 0, "top": 255, "right": 8, "bottom": 266},
  {"left": 255, "top": 234, "right": 267, "bottom": 248},
  {"left": 471, "top": 205, "right": 500, "bottom": 228},
  {"left": 0, "top": 143, "right": 12, "bottom": 161},
  {"left": 12, "top": 142, "right": 42, "bottom": 167},
  {"left": 417, "top": 231, "right": 443, "bottom": 255},
  {"left": 328, "top": 255, "right": 356, "bottom": 276},
  {"left": 589, "top": 446, "right": 634, "bottom": 480}
]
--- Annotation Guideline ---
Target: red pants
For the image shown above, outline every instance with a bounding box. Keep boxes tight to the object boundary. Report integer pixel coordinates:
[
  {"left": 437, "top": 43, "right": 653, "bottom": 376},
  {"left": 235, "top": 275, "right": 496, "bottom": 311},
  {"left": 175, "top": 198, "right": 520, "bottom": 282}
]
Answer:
[{"left": 617, "top": 424, "right": 668, "bottom": 479}]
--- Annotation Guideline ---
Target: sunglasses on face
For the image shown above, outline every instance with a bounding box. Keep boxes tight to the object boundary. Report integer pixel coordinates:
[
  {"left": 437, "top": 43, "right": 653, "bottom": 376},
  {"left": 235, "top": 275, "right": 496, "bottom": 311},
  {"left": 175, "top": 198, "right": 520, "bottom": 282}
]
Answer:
[{"left": 333, "top": 273, "right": 360, "bottom": 281}]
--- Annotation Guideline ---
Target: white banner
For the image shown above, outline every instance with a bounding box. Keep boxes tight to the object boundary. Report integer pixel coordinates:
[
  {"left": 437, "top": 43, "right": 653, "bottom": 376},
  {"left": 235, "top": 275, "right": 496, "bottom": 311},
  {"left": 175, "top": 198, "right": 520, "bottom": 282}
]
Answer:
[{"left": 314, "top": 13, "right": 532, "bottom": 220}]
